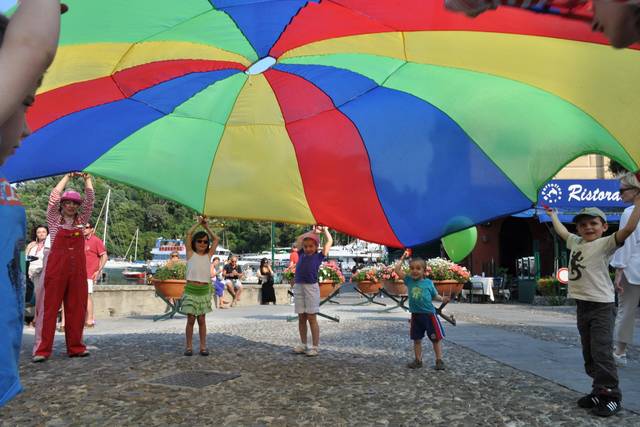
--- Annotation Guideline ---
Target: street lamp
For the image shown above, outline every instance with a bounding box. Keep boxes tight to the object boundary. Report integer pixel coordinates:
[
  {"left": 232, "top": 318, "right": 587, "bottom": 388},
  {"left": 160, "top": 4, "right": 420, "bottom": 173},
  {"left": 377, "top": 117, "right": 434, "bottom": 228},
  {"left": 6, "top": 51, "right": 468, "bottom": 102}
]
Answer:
[{"left": 271, "top": 222, "right": 275, "bottom": 265}]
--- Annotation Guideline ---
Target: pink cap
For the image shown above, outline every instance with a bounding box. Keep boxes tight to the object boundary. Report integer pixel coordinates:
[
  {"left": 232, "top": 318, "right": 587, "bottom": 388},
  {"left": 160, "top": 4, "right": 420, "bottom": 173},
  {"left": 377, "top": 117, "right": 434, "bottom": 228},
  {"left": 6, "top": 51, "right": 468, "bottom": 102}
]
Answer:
[
  {"left": 301, "top": 232, "right": 320, "bottom": 245},
  {"left": 61, "top": 190, "right": 82, "bottom": 204}
]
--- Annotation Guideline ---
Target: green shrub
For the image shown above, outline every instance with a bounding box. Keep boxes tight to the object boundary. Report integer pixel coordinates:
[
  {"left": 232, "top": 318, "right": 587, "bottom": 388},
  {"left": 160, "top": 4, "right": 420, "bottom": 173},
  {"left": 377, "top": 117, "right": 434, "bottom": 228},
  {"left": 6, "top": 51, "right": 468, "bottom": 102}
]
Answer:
[{"left": 153, "top": 262, "right": 186, "bottom": 281}]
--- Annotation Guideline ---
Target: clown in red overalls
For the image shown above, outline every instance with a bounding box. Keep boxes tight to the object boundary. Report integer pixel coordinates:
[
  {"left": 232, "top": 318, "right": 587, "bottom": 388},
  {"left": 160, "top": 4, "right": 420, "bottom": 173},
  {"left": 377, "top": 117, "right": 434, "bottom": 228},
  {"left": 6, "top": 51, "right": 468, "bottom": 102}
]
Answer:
[{"left": 32, "top": 173, "right": 94, "bottom": 362}]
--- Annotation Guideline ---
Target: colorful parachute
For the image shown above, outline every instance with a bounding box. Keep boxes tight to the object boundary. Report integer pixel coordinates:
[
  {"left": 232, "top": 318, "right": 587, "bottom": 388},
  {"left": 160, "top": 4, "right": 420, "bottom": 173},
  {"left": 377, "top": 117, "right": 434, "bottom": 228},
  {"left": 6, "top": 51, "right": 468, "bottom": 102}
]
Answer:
[{"left": 4, "top": 0, "right": 639, "bottom": 247}]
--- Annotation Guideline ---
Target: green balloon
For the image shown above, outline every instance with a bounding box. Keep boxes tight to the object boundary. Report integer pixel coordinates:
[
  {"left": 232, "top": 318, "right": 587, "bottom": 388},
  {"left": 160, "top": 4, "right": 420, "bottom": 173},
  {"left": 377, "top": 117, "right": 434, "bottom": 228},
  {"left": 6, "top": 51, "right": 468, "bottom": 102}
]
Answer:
[{"left": 442, "top": 227, "right": 478, "bottom": 263}]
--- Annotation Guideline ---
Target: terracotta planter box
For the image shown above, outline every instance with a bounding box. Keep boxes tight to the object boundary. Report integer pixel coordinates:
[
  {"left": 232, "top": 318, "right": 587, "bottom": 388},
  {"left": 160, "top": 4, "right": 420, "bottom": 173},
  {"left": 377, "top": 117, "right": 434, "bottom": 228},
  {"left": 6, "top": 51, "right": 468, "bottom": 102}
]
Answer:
[
  {"left": 319, "top": 280, "right": 340, "bottom": 298},
  {"left": 152, "top": 279, "right": 186, "bottom": 299},
  {"left": 434, "top": 280, "right": 463, "bottom": 297},
  {"left": 383, "top": 280, "right": 407, "bottom": 295},
  {"left": 356, "top": 280, "right": 382, "bottom": 294}
]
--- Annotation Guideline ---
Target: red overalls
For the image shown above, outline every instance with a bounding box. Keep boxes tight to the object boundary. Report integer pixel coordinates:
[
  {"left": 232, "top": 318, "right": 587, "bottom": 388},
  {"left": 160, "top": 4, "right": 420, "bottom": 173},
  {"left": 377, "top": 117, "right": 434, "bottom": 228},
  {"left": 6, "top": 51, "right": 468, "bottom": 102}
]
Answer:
[{"left": 33, "top": 227, "right": 88, "bottom": 357}]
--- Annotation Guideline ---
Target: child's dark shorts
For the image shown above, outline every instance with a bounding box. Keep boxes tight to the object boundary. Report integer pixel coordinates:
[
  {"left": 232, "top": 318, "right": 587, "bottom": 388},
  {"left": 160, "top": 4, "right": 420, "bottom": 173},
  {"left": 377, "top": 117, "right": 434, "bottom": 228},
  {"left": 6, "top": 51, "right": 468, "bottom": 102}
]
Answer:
[{"left": 410, "top": 313, "right": 445, "bottom": 342}]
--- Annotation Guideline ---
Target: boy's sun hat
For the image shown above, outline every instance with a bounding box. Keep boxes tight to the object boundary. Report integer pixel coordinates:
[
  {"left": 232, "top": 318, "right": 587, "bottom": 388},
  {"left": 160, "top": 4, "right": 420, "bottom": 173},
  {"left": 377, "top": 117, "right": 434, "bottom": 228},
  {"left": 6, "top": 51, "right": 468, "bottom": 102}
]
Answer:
[
  {"left": 301, "top": 232, "right": 320, "bottom": 245},
  {"left": 61, "top": 190, "right": 82, "bottom": 204},
  {"left": 573, "top": 207, "right": 607, "bottom": 224}
]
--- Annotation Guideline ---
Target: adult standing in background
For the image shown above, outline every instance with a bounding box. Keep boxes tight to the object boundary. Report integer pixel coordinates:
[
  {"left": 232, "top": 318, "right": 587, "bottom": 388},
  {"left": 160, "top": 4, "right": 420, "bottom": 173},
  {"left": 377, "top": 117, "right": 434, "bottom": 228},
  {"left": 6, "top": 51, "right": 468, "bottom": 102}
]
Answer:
[
  {"left": 32, "top": 172, "right": 94, "bottom": 363},
  {"left": 289, "top": 244, "right": 299, "bottom": 268},
  {"left": 611, "top": 172, "right": 640, "bottom": 366},
  {"left": 210, "top": 256, "right": 228, "bottom": 309},
  {"left": 258, "top": 258, "right": 276, "bottom": 305},
  {"left": 26, "top": 225, "right": 49, "bottom": 326},
  {"left": 84, "top": 222, "right": 107, "bottom": 327}
]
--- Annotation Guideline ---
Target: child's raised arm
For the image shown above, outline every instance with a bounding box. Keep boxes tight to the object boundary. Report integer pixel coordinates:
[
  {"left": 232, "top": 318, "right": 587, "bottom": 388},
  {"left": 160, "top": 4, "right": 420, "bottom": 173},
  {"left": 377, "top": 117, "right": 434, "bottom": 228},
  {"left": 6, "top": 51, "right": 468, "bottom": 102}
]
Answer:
[
  {"left": 185, "top": 217, "right": 202, "bottom": 259},
  {"left": 545, "top": 207, "right": 571, "bottom": 242},
  {"left": 394, "top": 249, "right": 410, "bottom": 279},
  {"left": 615, "top": 194, "right": 640, "bottom": 245},
  {"left": 321, "top": 226, "right": 332, "bottom": 257},
  {"left": 200, "top": 216, "right": 220, "bottom": 257}
]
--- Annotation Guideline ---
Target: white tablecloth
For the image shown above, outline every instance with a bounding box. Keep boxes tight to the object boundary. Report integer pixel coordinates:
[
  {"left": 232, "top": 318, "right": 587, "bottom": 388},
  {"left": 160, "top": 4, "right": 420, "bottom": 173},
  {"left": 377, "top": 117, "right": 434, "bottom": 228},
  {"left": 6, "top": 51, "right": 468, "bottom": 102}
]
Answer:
[{"left": 463, "top": 277, "right": 495, "bottom": 302}]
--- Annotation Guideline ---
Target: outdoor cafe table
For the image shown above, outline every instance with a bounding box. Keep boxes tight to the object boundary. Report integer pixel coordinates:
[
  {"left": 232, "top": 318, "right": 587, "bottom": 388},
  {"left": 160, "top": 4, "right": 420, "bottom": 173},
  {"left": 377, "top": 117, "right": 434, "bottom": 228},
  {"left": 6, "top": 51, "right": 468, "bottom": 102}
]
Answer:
[{"left": 461, "top": 276, "right": 495, "bottom": 302}]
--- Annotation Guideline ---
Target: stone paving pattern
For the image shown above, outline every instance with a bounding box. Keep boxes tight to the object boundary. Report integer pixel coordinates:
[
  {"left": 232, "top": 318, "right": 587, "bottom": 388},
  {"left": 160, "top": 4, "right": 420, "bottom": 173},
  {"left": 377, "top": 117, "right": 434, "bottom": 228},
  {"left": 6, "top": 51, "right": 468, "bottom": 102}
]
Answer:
[{"left": 2, "top": 298, "right": 639, "bottom": 426}]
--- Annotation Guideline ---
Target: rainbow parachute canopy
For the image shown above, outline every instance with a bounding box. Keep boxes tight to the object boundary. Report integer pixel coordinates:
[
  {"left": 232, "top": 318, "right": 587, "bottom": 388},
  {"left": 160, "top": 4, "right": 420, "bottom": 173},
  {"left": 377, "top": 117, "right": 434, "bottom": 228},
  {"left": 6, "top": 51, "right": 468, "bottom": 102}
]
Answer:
[{"left": 4, "top": 0, "right": 639, "bottom": 247}]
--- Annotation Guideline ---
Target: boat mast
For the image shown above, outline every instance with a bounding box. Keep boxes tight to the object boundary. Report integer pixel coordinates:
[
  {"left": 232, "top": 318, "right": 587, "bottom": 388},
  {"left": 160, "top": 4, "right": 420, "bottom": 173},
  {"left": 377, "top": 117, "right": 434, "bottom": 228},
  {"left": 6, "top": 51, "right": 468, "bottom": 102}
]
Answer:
[
  {"left": 134, "top": 228, "right": 139, "bottom": 261},
  {"left": 103, "top": 188, "right": 111, "bottom": 249}
]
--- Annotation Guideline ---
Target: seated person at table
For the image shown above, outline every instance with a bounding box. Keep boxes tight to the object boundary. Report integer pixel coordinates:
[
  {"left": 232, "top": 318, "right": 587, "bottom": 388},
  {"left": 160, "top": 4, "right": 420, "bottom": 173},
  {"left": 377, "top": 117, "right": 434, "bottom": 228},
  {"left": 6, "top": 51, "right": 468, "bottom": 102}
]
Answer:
[
  {"left": 223, "top": 255, "right": 243, "bottom": 306},
  {"left": 395, "top": 249, "right": 448, "bottom": 371}
]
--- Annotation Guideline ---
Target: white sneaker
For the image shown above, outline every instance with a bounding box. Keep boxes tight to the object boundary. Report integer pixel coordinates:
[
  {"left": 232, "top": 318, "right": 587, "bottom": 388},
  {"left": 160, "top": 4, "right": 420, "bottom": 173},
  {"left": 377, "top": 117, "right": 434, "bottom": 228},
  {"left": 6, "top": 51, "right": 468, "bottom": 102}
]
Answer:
[
  {"left": 293, "top": 345, "right": 307, "bottom": 354},
  {"left": 613, "top": 352, "right": 627, "bottom": 367},
  {"left": 305, "top": 347, "right": 319, "bottom": 357}
]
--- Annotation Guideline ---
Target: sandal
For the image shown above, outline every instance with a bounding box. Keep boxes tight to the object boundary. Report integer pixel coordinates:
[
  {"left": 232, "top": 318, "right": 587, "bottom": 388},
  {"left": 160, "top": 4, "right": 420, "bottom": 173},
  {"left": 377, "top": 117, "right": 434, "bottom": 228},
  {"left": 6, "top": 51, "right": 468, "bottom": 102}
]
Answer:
[
  {"left": 84, "top": 322, "right": 95, "bottom": 328},
  {"left": 199, "top": 349, "right": 209, "bottom": 356},
  {"left": 184, "top": 349, "right": 193, "bottom": 356}
]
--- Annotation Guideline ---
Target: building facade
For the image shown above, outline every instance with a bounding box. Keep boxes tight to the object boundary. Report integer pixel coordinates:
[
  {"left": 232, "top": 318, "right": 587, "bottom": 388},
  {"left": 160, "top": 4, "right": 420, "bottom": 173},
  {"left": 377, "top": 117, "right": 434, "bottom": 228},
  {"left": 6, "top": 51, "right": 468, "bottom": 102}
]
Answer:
[{"left": 467, "top": 155, "right": 618, "bottom": 279}]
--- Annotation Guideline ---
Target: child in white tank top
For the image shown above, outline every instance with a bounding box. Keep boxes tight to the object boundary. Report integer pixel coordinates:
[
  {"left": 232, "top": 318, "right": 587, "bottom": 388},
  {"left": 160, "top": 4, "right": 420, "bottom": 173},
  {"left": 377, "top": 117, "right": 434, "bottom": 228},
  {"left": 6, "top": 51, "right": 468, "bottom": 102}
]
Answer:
[{"left": 180, "top": 216, "right": 219, "bottom": 356}]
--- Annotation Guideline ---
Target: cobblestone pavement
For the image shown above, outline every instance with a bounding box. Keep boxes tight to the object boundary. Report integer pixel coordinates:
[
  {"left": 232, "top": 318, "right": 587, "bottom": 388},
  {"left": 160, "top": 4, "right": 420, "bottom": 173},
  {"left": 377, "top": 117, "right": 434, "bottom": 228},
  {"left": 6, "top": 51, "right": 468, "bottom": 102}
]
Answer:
[
  {"left": 2, "top": 301, "right": 639, "bottom": 426},
  {"left": 447, "top": 304, "right": 640, "bottom": 360}
]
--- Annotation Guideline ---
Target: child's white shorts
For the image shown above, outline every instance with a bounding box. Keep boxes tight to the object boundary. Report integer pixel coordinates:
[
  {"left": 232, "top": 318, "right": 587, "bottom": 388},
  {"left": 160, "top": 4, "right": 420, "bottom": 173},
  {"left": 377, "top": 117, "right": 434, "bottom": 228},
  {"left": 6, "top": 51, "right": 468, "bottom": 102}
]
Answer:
[
  {"left": 87, "top": 279, "right": 94, "bottom": 294},
  {"left": 294, "top": 283, "right": 319, "bottom": 314}
]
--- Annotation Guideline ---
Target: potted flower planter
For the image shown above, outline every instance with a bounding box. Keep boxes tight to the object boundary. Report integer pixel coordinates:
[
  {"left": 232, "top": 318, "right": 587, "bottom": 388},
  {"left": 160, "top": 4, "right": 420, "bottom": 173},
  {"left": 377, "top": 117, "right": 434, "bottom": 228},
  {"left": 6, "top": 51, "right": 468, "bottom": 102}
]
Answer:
[
  {"left": 319, "top": 280, "right": 340, "bottom": 298},
  {"left": 383, "top": 279, "right": 407, "bottom": 295},
  {"left": 152, "top": 279, "right": 186, "bottom": 299},
  {"left": 434, "top": 279, "right": 463, "bottom": 298},
  {"left": 356, "top": 280, "right": 382, "bottom": 294}
]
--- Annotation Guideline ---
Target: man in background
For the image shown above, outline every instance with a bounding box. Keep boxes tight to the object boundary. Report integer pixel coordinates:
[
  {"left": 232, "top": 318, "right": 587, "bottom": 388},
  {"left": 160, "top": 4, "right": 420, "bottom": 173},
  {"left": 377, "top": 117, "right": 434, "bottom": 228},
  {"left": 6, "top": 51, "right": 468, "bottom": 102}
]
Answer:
[{"left": 84, "top": 222, "right": 107, "bottom": 327}]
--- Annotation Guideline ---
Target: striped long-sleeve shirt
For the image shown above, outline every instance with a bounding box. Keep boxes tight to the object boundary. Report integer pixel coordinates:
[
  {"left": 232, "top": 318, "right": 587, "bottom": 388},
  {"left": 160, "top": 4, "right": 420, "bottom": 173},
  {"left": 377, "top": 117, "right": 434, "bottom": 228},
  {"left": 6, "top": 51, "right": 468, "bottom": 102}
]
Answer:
[{"left": 46, "top": 188, "right": 94, "bottom": 245}]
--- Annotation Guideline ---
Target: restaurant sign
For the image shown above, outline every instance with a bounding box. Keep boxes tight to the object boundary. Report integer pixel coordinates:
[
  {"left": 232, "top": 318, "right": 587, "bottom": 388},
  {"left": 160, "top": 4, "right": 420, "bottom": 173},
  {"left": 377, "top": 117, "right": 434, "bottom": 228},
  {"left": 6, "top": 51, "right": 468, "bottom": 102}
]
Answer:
[{"left": 539, "top": 180, "right": 625, "bottom": 208}]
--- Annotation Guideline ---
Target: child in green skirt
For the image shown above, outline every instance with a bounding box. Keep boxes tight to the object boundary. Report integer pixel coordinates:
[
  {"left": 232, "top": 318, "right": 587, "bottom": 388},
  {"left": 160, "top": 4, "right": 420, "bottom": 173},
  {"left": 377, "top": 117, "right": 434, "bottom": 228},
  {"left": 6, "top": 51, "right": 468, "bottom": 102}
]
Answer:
[{"left": 181, "top": 216, "right": 219, "bottom": 356}]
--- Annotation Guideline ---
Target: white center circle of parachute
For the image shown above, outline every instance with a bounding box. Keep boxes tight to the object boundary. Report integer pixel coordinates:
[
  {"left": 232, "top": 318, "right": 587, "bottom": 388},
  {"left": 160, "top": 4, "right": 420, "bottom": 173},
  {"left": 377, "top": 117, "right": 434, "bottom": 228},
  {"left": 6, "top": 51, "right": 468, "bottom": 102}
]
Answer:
[{"left": 245, "top": 56, "right": 276, "bottom": 75}]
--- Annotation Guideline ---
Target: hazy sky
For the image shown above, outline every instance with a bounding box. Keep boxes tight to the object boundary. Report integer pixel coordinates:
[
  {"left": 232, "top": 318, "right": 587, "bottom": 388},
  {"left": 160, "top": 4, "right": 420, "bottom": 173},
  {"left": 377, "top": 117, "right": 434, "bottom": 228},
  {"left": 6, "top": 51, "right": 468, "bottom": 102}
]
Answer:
[{"left": 0, "top": 0, "right": 16, "bottom": 13}]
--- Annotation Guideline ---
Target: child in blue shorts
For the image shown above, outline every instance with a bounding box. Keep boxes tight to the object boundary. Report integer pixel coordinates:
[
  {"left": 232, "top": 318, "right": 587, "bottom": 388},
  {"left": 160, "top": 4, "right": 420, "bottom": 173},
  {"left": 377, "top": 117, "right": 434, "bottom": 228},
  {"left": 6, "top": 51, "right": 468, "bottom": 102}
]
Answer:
[{"left": 395, "top": 249, "right": 449, "bottom": 370}]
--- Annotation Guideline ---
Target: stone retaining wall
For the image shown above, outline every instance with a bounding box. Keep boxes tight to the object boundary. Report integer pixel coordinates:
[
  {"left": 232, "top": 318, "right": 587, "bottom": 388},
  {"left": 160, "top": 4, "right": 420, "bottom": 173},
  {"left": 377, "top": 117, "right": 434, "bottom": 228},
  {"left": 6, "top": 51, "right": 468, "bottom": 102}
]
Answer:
[{"left": 93, "top": 284, "right": 292, "bottom": 318}]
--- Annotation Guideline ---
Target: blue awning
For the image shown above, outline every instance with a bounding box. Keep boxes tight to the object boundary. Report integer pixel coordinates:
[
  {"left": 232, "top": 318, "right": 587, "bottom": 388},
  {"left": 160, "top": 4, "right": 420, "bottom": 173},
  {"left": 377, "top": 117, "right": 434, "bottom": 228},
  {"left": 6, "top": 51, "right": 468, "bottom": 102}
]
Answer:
[{"left": 515, "top": 208, "right": 623, "bottom": 224}]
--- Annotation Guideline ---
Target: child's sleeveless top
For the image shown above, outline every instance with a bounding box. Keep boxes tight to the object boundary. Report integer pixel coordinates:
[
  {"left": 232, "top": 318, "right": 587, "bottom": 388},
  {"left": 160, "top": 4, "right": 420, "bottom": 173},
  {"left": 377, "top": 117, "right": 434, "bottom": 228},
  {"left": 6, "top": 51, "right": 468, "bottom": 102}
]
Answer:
[{"left": 186, "top": 253, "right": 211, "bottom": 283}]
